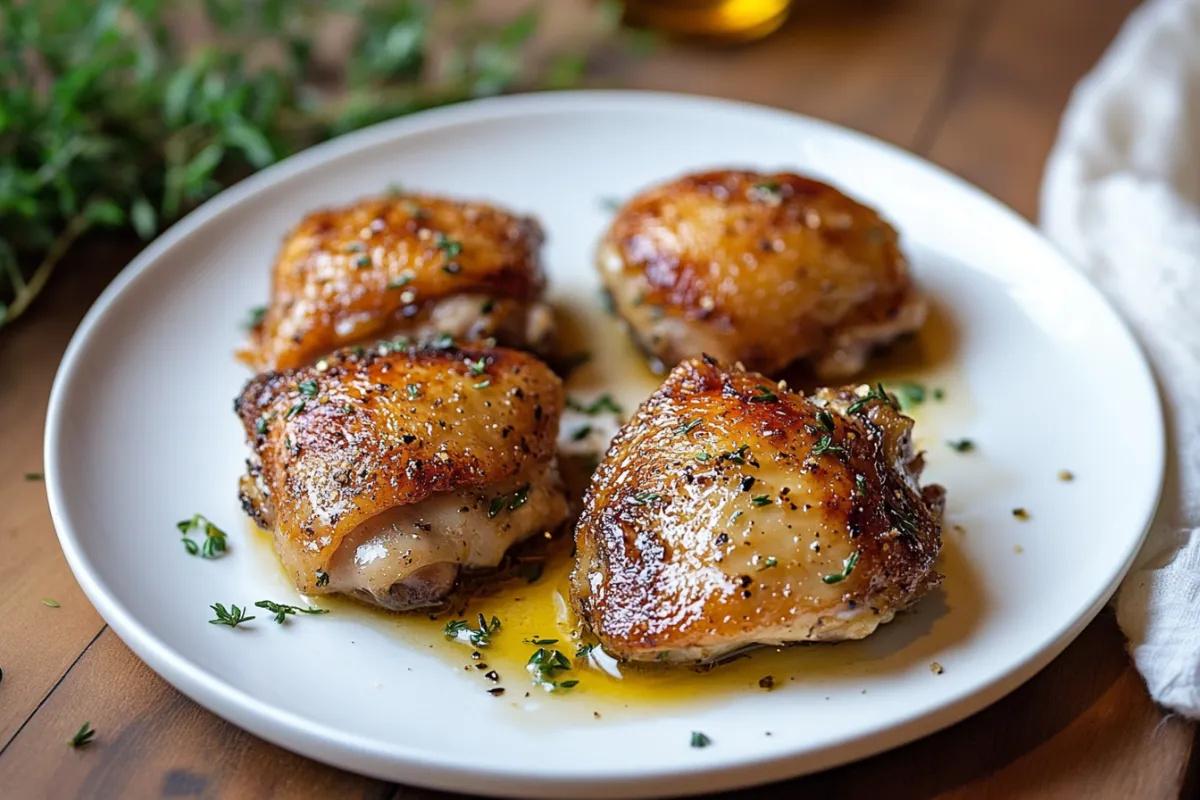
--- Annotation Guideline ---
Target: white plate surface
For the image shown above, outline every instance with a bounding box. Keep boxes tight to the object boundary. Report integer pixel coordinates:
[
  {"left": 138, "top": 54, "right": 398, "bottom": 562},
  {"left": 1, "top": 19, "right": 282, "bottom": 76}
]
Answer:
[{"left": 46, "top": 92, "right": 1162, "bottom": 798}]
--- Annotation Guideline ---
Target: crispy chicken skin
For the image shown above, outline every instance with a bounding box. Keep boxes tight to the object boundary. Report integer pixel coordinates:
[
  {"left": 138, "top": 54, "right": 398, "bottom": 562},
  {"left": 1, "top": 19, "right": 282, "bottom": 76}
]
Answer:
[
  {"left": 235, "top": 344, "right": 569, "bottom": 610},
  {"left": 598, "top": 170, "right": 926, "bottom": 378},
  {"left": 572, "top": 357, "right": 943, "bottom": 662},
  {"left": 240, "top": 194, "right": 554, "bottom": 371}
]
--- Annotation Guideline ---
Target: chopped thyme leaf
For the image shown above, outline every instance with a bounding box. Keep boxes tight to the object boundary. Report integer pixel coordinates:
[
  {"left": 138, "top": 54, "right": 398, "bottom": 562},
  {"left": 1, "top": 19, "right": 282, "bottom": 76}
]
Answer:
[
  {"left": 255, "top": 413, "right": 275, "bottom": 435},
  {"left": 444, "top": 614, "right": 501, "bottom": 647},
  {"left": 629, "top": 491, "right": 660, "bottom": 506},
  {"left": 489, "top": 485, "right": 531, "bottom": 517},
  {"left": 576, "top": 643, "right": 597, "bottom": 659},
  {"left": 567, "top": 394, "right": 623, "bottom": 415},
  {"left": 892, "top": 381, "right": 926, "bottom": 409},
  {"left": 430, "top": 333, "right": 455, "bottom": 349},
  {"left": 571, "top": 425, "right": 593, "bottom": 441},
  {"left": 673, "top": 419, "right": 701, "bottom": 436},
  {"left": 354, "top": 254, "right": 371, "bottom": 268},
  {"left": 68, "top": 721, "right": 96, "bottom": 748},
  {"left": 254, "top": 599, "right": 329, "bottom": 624},
  {"left": 508, "top": 485, "right": 531, "bottom": 511},
  {"left": 241, "top": 305, "right": 267, "bottom": 331},
  {"left": 387, "top": 274, "right": 413, "bottom": 289},
  {"left": 855, "top": 474, "right": 868, "bottom": 496},
  {"left": 822, "top": 551, "right": 860, "bottom": 584},
  {"left": 488, "top": 496, "right": 506, "bottom": 518},
  {"left": 847, "top": 383, "right": 894, "bottom": 415},
  {"left": 811, "top": 434, "right": 842, "bottom": 456},
  {"left": 693, "top": 452, "right": 712, "bottom": 462},
  {"left": 298, "top": 379, "right": 318, "bottom": 398},
  {"left": 524, "top": 638, "right": 559, "bottom": 645},
  {"left": 730, "top": 510, "right": 743, "bottom": 523},
  {"left": 466, "top": 357, "right": 488, "bottom": 376},
  {"left": 726, "top": 444, "right": 752, "bottom": 465},
  {"left": 177, "top": 514, "right": 227, "bottom": 559},
  {"left": 407, "top": 383, "right": 421, "bottom": 400},
  {"left": 758, "top": 556, "right": 778, "bottom": 571},
  {"left": 933, "top": 387, "right": 946, "bottom": 401},
  {"left": 473, "top": 380, "right": 491, "bottom": 390},
  {"left": 749, "top": 385, "right": 778, "bottom": 403},
  {"left": 815, "top": 410, "right": 835, "bottom": 433},
  {"left": 209, "top": 603, "right": 255, "bottom": 627},
  {"left": 946, "top": 438, "right": 974, "bottom": 453},
  {"left": 750, "top": 494, "right": 771, "bottom": 507},
  {"left": 24, "top": 472, "right": 43, "bottom": 481},
  {"left": 435, "top": 233, "right": 463, "bottom": 258},
  {"left": 343, "top": 241, "right": 366, "bottom": 253},
  {"left": 527, "top": 646, "right": 576, "bottom": 691},
  {"left": 42, "top": 598, "right": 60, "bottom": 608},
  {"left": 284, "top": 401, "right": 305, "bottom": 419},
  {"left": 315, "top": 570, "right": 330, "bottom": 587},
  {"left": 690, "top": 731, "right": 712, "bottom": 748}
]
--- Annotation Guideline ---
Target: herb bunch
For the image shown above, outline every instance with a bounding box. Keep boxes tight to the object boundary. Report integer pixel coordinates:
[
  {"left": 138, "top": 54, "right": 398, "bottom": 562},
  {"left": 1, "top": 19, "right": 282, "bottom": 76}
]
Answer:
[{"left": 0, "top": 0, "right": 620, "bottom": 328}]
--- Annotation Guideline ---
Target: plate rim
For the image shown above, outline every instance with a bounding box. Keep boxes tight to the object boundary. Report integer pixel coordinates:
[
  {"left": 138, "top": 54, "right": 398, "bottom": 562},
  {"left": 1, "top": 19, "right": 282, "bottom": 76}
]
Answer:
[{"left": 43, "top": 89, "right": 1165, "bottom": 798}]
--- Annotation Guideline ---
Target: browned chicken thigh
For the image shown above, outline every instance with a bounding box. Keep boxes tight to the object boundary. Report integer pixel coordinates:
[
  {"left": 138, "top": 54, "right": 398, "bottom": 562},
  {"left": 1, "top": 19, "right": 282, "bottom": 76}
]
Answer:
[
  {"left": 598, "top": 170, "right": 926, "bottom": 378},
  {"left": 572, "top": 357, "right": 943, "bottom": 662},
  {"left": 240, "top": 193, "right": 553, "bottom": 371},
  {"left": 235, "top": 344, "right": 569, "bottom": 610}
]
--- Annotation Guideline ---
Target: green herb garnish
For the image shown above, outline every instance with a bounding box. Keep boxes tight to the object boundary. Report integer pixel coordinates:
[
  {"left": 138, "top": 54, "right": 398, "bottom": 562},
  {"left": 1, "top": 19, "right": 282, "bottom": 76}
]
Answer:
[
  {"left": 241, "top": 306, "right": 267, "bottom": 331},
  {"left": 298, "top": 379, "right": 319, "bottom": 398},
  {"left": 24, "top": 472, "right": 43, "bottom": 481},
  {"left": 822, "top": 551, "right": 860, "bottom": 585},
  {"left": 567, "top": 395, "right": 623, "bottom": 415},
  {"left": 947, "top": 439, "right": 975, "bottom": 453},
  {"left": 407, "top": 383, "right": 421, "bottom": 400},
  {"left": 571, "top": 425, "right": 593, "bottom": 441},
  {"left": 42, "top": 598, "right": 61, "bottom": 608},
  {"left": 68, "top": 721, "right": 96, "bottom": 748},
  {"left": 847, "top": 383, "right": 894, "bottom": 415},
  {"left": 434, "top": 233, "right": 462, "bottom": 259},
  {"left": 254, "top": 600, "right": 329, "bottom": 624},
  {"left": 749, "top": 385, "right": 778, "bottom": 403},
  {"left": 758, "top": 556, "right": 778, "bottom": 571},
  {"left": 444, "top": 613, "right": 501, "bottom": 647},
  {"left": 527, "top": 647, "right": 577, "bottom": 691},
  {"left": 629, "top": 491, "right": 660, "bottom": 506},
  {"left": 673, "top": 419, "right": 701, "bottom": 436},
  {"left": 750, "top": 495, "right": 771, "bottom": 507},
  {"left": 209, "top": 603, "right": 255, "bottom": 628},
  {"left": 690, "top": 731, "right": 712, "bottom": 748},
  {"left": 284, "top": 401, "right": 305, "bottom": 419},
  {"left": 177, "top": 514, "right": 228, "bottom": 559},
  {"left": 388, "top": 274, "right": 414, "bottom": 289}
]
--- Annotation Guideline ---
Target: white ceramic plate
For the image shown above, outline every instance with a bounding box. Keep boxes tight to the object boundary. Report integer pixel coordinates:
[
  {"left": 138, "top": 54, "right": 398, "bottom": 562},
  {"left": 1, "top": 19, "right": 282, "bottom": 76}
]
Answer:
[{"left": 46, "top": 92, "right": 1162, "bottom": 798}]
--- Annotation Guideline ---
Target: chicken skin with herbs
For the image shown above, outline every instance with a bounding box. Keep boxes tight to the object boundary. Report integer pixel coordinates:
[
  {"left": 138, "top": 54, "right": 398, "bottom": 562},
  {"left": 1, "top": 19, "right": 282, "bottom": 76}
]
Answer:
[
  {"left": 235, "top": 344, "right": 569, "bottom": 611},
  {"left": 240, "top": 193, "right": 553, "bottom": 371},
  {"left": 572, "top": 357, "right": 944, "bottom": 662},
  {"left": 598, "top": 170, "right": 926, "bottom": 378}
]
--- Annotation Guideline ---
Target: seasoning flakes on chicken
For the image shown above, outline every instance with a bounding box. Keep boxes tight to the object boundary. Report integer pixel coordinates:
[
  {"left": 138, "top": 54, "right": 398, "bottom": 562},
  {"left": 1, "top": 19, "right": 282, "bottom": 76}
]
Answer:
[
  {"left": 572, "top": 357, "right": 944, "bottom": 663},
  {"left": 598, "top": 169, "right": 926, "bottom": 378},
  {"left": 240, "top": 193, "right": 553, "bottom": 371},
  {"left": 235, "top": 344, "right": 569, "bottom": 611}
]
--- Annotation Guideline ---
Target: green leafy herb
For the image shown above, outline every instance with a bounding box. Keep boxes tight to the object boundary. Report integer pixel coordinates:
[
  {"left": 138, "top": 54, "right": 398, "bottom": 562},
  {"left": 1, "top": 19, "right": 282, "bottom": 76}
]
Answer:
[
  {"left": 758, "top": 556, "right": 778, "bottom": 571},
  {"left": 68, "top": 721, "right": 96, "bottom": 749},
  {"left": 567, "top": 395, "right": 623, "bottom": 415},
  {"left": 822, "top": 551, "right": 860, "bottom": 585},
  {"left": 690, "top": 731, "right": 712, "bottom": 748},
  {"left": 298, "top": 379, "right": 319, "bottom": 398},
  {"left": 750, "top": 494, "right": 771, "bottom": 507},
  {"left": 815, "top": 410, "right": 835, "bottom": 433},
  {"left": 487, "top": 485, "right": 531, "bottom": 518},
  {"left": 855, "top": 474, "right": 868, "bottom": 496},
  {"left": 576, "top": 643, "right": 597, "bottom": 659},
  {"left": 749, "top": 385, "right": 778, "bottom": 403},
  {"left": 254, "top": 600, "right": 329, "bottom": 624},
  {"left": 527, "top": 647, "right": 576, "bottom": 691},
  {"left": 473, "top": 380, "right": 490, "bottom": 390},
  {"left": 847, "top": 383, "right": 894, "bottom": 415},
  {"left": 524, "top": 637, "right": 559, "bottom": 645},
  {"left": 0, "top": 1, "right": 622, "bottom": 330},
  {"left": 571, "top": 425, "right": 593, "bottom": 441},
  {"left": 284, "top": 401, "right": 305, "bottom": 419},
  {"left": 629, "top": 491, "right": 661, "bottom": 506},
  {"left": 726, "top": 444, "right": 751, "bottom": 465},
  {"left": 892, "top": 381, "right": 926, "bottom": 409},
  {"left": 209, "top": 603, "right": 255, "bottom": 628},
  {"left": 42, "top": 598, "right": 61, "bottom": 608},
  {"left": 811, "top": 434, "right": 842, "bottom": 456},
  {"left": 388, "top": 274, "right": 414, "bottom": 289},
  {"left": 947, "top": 438, "right": 975, "bottom": 453},
  {"left": 255, "top": 412, "right": 275, "bottom": 435},
  {"left": 673, "top": 419, "right": 701, "bottom": 436},
  {"left": 466, "top": 357, "right": 488, "bottom": 376},
  {"left": 693, "top": 451, "right": 712, "bottom": 462},
  {"left": 434, "top": 233, "right": 462, "bottom": 259},
  {"left": 444, "top": 613, "right": 501, "bottom": 647},
  {"left": 177, "top": 514, "right": 228, "bottom": 559},
  {"left": 241, "top": 306, "right": 267, "bottom": 331},
  {"left": 24, "top": 472, "right": 43, "bottom": 481},
  {"left": 407, "top": 383, "right": 421, "bottom": 400}
]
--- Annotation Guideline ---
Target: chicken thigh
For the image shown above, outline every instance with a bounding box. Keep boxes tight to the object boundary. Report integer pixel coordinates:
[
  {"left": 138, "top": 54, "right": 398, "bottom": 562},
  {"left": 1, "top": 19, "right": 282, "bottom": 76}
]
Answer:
[
  {"left": 598, "top": 169, "right": 926, "bottom": 378},
  {"left": 235, "top": 344, "right": 569, "bottom": 611},
  {"left": 240, "top": 193, "right": 553, "bottom": 371},
  {"left": 572, "top": 357, "right": 943, "bottom": 662}
]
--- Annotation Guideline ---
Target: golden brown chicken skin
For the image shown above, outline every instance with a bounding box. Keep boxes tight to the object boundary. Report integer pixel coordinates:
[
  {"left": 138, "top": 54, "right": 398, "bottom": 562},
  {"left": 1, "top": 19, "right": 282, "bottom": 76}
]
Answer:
[
  {"left": 235, "top": 344, "right": 569, "bottom": 610},
  {"left": 572, "top": 357, "right": 943, "bottom": 662},
  {"left": 598, "top": 170, "right": 926, "bottom": 378},
  {"left": 240, "top": 194, "right": 553, "bottom": 371}
]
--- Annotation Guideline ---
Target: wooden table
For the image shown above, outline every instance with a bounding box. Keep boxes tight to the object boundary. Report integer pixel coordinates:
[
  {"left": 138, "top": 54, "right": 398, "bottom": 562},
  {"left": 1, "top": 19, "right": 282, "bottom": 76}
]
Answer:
[{"left": 2, "top": 0, "right": 1196, "bottom": 796}]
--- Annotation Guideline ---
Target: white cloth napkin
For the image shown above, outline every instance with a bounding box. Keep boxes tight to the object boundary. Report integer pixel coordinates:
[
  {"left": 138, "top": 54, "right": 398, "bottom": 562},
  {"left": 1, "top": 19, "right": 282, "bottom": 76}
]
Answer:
[{"left": 1041, "top": 0, "right": 1200, "bottom": 717}]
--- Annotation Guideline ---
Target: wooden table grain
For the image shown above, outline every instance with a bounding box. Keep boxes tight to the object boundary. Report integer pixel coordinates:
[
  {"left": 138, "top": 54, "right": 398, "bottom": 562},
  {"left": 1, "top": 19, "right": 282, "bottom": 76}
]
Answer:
[{"left": 3, "top": 1, "right": 1197, "bottom": 797}]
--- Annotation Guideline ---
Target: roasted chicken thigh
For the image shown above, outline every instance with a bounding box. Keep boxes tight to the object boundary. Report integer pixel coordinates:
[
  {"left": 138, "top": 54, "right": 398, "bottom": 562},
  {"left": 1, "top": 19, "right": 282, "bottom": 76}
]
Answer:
[
  {"left": 235, "top": 344, "right": 569, "bottom": 610},
  {"left": 598, "top": 170, "right": 926, "bottom": 378},
  {"left": 240, "top": 194, "right": 553, "bottom": 371},
  {"left": 572, "top": 357, "right": 944, "bottom": 662}
]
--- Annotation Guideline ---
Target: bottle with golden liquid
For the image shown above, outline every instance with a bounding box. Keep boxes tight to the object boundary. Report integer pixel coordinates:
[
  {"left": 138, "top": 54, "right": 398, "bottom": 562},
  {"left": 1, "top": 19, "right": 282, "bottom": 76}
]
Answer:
[{"left": 621, "top": 0, "right": 792, "bottom": 42}]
